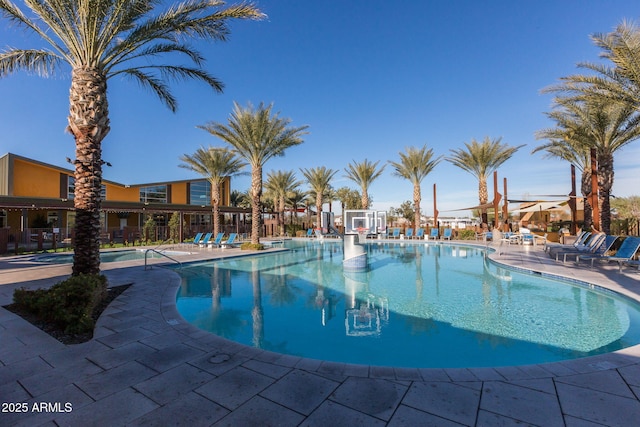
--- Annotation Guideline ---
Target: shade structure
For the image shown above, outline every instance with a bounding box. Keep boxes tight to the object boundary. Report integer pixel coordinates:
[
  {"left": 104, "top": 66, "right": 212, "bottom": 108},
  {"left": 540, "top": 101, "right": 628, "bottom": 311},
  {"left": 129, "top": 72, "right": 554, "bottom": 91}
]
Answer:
[{"left": 510, "top": 201, "right": 568, "bottom": 214}]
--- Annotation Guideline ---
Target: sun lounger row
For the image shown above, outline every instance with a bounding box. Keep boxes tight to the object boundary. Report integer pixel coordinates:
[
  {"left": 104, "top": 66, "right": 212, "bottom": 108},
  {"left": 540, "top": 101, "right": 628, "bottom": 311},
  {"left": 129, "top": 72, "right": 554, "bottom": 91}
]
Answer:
[
  {"left": 388, "top": 228, "right": 453, "bottom": 240},
  {"left": 575, "top": 236, "right": 640, "bottom": 272},
  {"left": 191, "top": 232, "right": 240, "bottom": 248}
]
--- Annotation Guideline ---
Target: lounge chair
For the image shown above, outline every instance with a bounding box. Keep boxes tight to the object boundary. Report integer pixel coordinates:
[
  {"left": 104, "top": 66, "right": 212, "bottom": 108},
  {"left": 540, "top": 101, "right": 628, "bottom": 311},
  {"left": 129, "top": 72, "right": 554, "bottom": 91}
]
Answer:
[
  {"left": 428, "top": 228, "right": 439, "bottom": 240},
  {"left": 442, "top": 228, "right": 453, "bottom": 240},
  {"left": 546, "top": 231, "right": 591, "bottom": 253},
  {"left": 405, "top": 228, "right": 414, "bottom": 239},
  {"left": 191, "top": 232, "right": 203, "bottom": 247},
  {"left": 391, "top": 228, "right": 400, "bottom": 239},
  {"left": 221, "top": 233, "right": 240, "bottom": 248},
  {"left": 198, "top": 232, "right": 213, "bottom": 247},
  {"left": 306, "top": 228, "right": 314, "bottom": 238},
  {"left": 576, "top": 236, "right": 640, "bottom": 272},
  {"left": 415, "top": 228, "right": 425, "bottom": 239},
  {"left": 208, "top": 232, "right": 225, "bottom": 248},
  {"left": 555, "top": 234, "right": 613, "bottom": 263}
]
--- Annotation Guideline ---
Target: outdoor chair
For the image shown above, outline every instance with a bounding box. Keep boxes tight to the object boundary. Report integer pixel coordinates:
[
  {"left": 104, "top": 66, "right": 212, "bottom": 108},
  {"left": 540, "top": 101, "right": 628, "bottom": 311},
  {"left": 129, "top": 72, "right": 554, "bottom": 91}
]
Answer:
[
  {"left": 443, "top": 228, "right": 453, "bottom": 240},
  {"left": 208, "top": 232, "right": 225, "bottom": 248},
  {"left": 415, "top": 228, "right": 425, "bottom": 239},
  {"left": 198, "top": 232, "right": 213, "bottom": 247},
  {"left": 391, "top": 228, "right": 400, "bottom": 239},
  {"left": 191, "top": 232, "right": 203, "bottom": 247},
  {"left": 576, "top": 236, "right": 640, "bottom": 272},
  {"left": 428, "top": 228, "right": 439, "bottom": 240},
  {"left": 221, "top": 233, "right": 240, "bottom": 248},
  {"left": 405, "top": 228, "right": 414, "bottom": 239},
  {"left": 554, "top": 233, "right": 607, "bottom": 262}
]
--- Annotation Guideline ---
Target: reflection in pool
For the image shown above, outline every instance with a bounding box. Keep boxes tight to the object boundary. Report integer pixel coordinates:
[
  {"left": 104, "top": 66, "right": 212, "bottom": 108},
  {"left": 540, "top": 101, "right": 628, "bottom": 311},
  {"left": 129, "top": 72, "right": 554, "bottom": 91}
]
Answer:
[{"left": 175, "top": 240, "right": 640, "bottom": 368}]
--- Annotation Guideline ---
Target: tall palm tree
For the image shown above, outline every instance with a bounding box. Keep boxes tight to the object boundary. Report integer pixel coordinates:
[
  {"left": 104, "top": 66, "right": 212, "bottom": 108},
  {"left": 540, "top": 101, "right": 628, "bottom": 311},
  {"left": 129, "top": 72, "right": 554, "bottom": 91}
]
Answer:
[
  {"left": 549, "top": 21, "right": 640, "bottom": 109},
  {"left": 264, "top": 170, "right": 300, "bottom": 236},
  {"left": 199, "top": 102, "right": 308, "bottom": 245},
  {"left": 343, "top": 159, "right": 385, "bottom": 210},
  {"left": 179, "top": 146, "right": 246, "bottom": 236},
  {"left": 388, "top": 145, "right": 442, "bottom": 230},
  {"left": 446, "top": 137, "right": 524, "bottom": 224},
  {"left": 546, "top": 98, "right": 640, "bottom": 233},
  {"left": 0, "top": 0, "right": 263, "bottom": 275},
  {"left": 534, "top": 110, "right": 594, "bottom": 230},
  {"left": 300, "top": 166, "right": 338, "bottom": 229}
]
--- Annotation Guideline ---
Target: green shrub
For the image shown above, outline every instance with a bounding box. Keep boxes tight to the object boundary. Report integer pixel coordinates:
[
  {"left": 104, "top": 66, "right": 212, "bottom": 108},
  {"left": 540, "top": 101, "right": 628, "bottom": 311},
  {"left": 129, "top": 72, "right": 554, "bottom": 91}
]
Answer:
[
  {"left": 13, "top": 274, "right": 108, "bottom": 334},
  {"left": 240, "top": 242, "right": 265, "bottom": 251},
  {"left": 457, "top": 229, "right": 477, "bottom": 240}
]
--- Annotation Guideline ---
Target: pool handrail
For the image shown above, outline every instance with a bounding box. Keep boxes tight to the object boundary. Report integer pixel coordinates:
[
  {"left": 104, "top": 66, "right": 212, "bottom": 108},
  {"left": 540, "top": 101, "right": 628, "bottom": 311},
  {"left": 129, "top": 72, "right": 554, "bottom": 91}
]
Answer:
[{"left": 144, "top": 248, "right": 182, "bottom": 270}]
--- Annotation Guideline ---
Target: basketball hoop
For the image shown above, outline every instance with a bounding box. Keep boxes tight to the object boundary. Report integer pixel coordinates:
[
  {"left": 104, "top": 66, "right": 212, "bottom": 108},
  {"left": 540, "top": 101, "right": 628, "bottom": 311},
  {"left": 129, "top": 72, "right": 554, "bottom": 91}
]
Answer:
[{"left": 356, "top": 227, "right": 368, "bottom": 244}]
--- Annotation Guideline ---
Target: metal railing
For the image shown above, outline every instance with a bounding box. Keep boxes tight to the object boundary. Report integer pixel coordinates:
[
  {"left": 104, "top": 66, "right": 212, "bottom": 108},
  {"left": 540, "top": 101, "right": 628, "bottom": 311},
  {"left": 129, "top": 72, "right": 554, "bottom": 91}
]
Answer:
[{"left": 144, "top": 248, "right": 182, "bottom": 270}]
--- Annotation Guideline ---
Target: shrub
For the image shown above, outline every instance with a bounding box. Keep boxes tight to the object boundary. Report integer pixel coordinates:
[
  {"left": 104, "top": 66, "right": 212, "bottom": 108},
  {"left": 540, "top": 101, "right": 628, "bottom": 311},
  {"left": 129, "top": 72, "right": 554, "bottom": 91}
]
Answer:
[
  {"left": 13, "top": 274, "right": 108, "bottom": 334},
  {"left": 457, "top": 229, "right": 477, "bottom": 240},
  {"left": 240, "top": 242, "right": 264, "bottom": 251}
]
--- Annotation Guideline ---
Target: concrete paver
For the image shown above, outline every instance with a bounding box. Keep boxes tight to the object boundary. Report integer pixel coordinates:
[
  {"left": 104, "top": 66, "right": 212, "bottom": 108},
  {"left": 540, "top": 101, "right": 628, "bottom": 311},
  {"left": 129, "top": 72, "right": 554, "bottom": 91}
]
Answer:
[{"left": 0, "top": 241, "right": 639, "bottom": 425}]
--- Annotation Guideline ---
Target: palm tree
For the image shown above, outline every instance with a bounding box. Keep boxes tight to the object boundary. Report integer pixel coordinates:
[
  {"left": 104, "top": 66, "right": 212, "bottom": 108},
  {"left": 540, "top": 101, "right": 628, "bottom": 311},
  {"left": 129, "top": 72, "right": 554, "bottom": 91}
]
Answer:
[
  {"left": 539, "top": 98, "right": 640, "bottom": 233},
  {"left": 287, "top": 189, "right": 307, "bottom": 227},
  {"left": 388, "top": 145, "right": 442, "bottom": 230},
  {"left": 446, "top": 137, "right": 524, "bottom": 224},
  {"left": 534, "top": 110, "right": 594, "bottom": 230},
  {"left": 300, "top": 166, "right": 338, "bottom": 229},
  {"left": 0, "top": 0, "right": 263, "bottom": 275},
  {"left": 549, "top": 21, "right": 640, "bottom": 109},
  {"left": 265, "top": 170, "right": 301, "bottom": 236},
  {"left": 336, "top": 186, "right": 362, "bottom": 211},
  {"left": 179, "top": 146, "right": 246, "bottom": 236},
  {"left": 343, "top": 159, "right": 385, "bottom": 210},
  {"left": 199, "top": 102, "right": 308, "bottom": 245}
]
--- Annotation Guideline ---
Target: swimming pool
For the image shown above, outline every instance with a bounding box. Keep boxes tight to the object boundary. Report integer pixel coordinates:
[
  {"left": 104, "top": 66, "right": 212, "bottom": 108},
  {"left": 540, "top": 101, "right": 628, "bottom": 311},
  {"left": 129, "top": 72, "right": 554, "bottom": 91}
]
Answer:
[
  {"left": 175, "top": 240, "right": 640, "bottom": 368},
  {"left": 36, "top": 249, "right": 191, "bottom": 264}
]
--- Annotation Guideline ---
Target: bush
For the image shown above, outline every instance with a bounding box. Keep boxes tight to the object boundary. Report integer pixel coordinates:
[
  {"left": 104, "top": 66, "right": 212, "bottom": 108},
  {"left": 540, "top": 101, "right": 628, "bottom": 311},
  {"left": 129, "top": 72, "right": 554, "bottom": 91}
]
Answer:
[
  {"left": 13, "top": 274, "right": 108, "bottom": 334},
  {"left": 457, "top": 229, "right": 477, "bottom": 240},
  {"left": 240, "top": 242, "right": 265, "bottom": 251}
]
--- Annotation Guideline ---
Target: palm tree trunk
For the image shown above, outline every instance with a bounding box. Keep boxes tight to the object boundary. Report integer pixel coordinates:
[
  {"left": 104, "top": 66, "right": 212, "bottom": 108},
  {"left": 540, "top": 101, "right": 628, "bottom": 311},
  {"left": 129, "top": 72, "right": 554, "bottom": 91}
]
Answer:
[
  {"left": 68, "top": 67, "right": 110, "bottom": 276},
  {"left": 413, "top": 184, "right": 421, "bottom": 230},
  {"left": 479, "top": 177, "right": 488, "bottom": 224},
  {"left": 251, "top": 167, "right": 262, "bottom": 244},
  {"left": 581, "top": 171, "right": 593, "bottom": 231},
  {"left": 211, "top": 181, "right": 221, "bottom": 235},
  {"left": 361, "top": 187, "right": 369, "bottom": 210},
  {"left": 598, "top": 152, "right": 614, "bottom": 234},
  {"left": 278, "top": 196, "right": 285, "bottom": 236},
  {"left": 316, "top": 193, "right": 322, "bottom": 231}
]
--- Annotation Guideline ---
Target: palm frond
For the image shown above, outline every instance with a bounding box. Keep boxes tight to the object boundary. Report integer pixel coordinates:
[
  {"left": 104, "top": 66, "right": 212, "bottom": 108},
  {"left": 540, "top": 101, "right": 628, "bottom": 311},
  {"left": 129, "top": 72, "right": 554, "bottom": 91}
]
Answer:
[{"left": 0, "top": 49, "right": 61, "bottom": 77}]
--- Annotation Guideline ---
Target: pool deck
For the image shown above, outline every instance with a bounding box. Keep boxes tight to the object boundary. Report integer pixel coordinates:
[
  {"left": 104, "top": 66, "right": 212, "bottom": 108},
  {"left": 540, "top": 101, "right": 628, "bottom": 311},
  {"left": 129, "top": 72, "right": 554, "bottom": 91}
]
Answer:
[{"left": 1, "top": 240, "right": 640, "bottom": 426}]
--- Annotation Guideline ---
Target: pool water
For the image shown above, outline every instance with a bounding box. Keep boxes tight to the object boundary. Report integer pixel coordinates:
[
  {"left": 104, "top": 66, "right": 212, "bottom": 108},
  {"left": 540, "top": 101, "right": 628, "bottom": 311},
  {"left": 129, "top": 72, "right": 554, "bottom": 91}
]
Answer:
[
  {"left": 175, "top": 240, "right": 640, "bottom": 368},
  {"left": 36, "top": 249, "right": 190, "bottom": 264}
]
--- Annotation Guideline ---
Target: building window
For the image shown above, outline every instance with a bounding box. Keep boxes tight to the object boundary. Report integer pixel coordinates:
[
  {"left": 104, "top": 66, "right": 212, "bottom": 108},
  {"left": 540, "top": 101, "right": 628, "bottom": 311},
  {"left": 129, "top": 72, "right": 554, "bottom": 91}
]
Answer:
[
  {"left": 190, "top": 180, "right": 211, "bottom": 206},
  {"left": 139, "top": 185, "right": 167, "bottom": 204},
  {"left": 67, "top": 176, "right": 106, "bottom": 200}
]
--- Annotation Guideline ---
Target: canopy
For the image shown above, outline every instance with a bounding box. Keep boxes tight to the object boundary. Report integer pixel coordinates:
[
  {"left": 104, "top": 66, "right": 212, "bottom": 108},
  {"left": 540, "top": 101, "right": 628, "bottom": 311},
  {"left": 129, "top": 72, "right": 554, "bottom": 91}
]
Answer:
[{"left": 510, "top": 201, "right": 568, "bottom": 214}]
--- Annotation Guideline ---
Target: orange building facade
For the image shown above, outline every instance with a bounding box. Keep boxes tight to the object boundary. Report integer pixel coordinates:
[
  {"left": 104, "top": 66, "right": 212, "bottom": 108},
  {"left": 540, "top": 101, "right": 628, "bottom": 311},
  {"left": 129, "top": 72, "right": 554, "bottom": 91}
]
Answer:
[{"left": 0, "top": 153, "right": 247, "bottom": 248}]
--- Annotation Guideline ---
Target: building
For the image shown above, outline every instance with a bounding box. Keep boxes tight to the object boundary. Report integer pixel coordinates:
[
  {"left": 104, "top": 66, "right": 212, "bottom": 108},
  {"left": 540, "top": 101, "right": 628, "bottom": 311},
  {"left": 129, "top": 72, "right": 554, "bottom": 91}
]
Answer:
[{"left": 0, "top": 153, "right": 249, "bottom": 250}]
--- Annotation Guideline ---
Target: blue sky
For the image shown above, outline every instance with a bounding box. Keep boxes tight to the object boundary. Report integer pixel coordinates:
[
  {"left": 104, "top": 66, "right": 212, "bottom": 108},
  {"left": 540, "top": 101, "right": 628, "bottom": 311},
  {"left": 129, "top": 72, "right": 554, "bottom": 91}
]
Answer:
[{"left": 1, "top": 0, "right": 639, "bottom": 216}]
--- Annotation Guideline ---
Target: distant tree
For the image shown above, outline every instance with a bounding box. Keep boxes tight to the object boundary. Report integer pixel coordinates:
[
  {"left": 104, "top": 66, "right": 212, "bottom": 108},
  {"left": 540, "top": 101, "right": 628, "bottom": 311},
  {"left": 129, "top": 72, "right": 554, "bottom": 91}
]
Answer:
[
  {"left": 168, "top": 212, "right": 186, "bottom": 242},
  {"left": 265, "top": 170, "right": 300, "bottom": 236},
  {"left": 336, "top": 187, "right": 363, "bottom": 211},
  {"left": 389, "top": 145, "right": 441, "bottom": 230},
  {"left": 179, "top": 146, "right": 246, "bottom": 235},
  {"left": 0, "top": 0, "right": 263, "bottom": 275},
  {"left": 300, "top": 166, "right": 338, "bottom": 228},
  {"left": 446, "top": 137, "right": 524, "bottom": 224},
  {"left": 394, "top": 201, "right": 415, "bottom": 224},
  {"left": 199, "top": 102, "right": 308, "bottom": 244},
  {"left": 344, "top": 159, "right": 385, "bottom": 209}
]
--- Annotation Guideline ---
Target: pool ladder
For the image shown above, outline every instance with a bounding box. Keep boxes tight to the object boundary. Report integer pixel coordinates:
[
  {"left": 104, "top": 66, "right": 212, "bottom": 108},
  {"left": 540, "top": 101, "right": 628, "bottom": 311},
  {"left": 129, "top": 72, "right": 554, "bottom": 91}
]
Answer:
[{"left": 144, "top": 248, "right": 182, "bottom": 270}]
